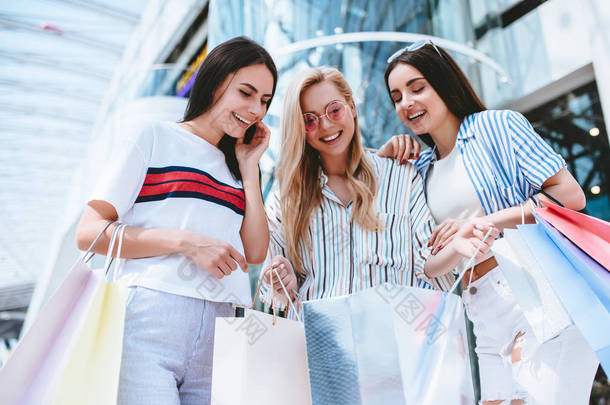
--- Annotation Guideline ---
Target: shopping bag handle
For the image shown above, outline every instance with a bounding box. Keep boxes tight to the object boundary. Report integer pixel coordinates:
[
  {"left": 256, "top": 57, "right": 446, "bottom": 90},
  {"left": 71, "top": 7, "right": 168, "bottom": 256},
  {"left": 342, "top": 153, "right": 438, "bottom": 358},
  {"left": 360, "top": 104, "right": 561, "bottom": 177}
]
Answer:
[
  {"left": 539, "top": 190, "right": 564, "bottom": 208},
  {"left": 251, "top": 269, "right": 279, "bottom": 324},
  {"left": 252, "top": 267, "right": 302, "bottom": 322},
  {"left": 447, "top": 228, "right": 494, "bottom": 295},
  {"left": 271, "top": 268, "right": 302, "bottom": 322},
  {"left": 82, "top": 220, "right": 116, "bottom": 263},
  {"left": 252, "top": 270, "right": 267, "bottom": 309},
  {"left": 103, "top": 223, "right": 127, "bottom": 281}
]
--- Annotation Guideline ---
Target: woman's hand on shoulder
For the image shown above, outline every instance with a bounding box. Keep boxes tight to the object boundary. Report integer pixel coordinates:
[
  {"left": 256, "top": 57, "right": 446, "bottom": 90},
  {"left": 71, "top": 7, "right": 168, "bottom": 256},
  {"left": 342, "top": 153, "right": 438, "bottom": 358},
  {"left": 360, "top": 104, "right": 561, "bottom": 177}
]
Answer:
[
  {"left": 263, "top": 255, "right": 298, "bottom": 296},
  {"left": 236, "top": 121, "right": 270, "bottom": 174},
  {"left": 179, "top": 231, "right": 248, "bottom": 279},
  {"left": 376, "top": 134, "right": 420, "bottom": 164}
]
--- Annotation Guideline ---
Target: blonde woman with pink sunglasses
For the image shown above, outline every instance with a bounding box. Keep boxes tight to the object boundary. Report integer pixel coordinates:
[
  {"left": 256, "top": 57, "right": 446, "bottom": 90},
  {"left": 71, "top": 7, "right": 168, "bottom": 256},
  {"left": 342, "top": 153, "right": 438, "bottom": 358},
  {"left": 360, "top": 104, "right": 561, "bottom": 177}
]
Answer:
[{"left": 261, "top": 66, "right": 498, "bottom": 316}]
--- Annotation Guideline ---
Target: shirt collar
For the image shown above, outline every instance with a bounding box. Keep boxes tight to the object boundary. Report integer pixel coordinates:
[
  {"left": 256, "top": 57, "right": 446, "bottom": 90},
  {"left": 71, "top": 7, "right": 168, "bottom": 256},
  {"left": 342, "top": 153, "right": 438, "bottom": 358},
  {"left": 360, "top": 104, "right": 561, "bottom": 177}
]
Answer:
[
  {"left": 319, "top": 170, "right": 328, "bottom": 187},
  {"left": 318, "top": 170, "right": 353, "bottom": 208},
  {"left": 456, "top": 114, "right": 475, "bottom": 140}
]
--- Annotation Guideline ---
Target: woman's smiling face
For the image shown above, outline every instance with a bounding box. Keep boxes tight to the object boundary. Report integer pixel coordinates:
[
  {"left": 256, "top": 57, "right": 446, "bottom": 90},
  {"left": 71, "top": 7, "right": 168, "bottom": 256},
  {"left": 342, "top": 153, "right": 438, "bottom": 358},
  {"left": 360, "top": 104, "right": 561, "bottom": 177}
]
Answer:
[
  {"left": 387, "top": 62, "right": 454, "bottom": 137},
  {"left": 300, "top": 80, "right": 356, "bottom": 162},
  {"left": 208, "top": 63, "right": 274, "bottom": 139}
]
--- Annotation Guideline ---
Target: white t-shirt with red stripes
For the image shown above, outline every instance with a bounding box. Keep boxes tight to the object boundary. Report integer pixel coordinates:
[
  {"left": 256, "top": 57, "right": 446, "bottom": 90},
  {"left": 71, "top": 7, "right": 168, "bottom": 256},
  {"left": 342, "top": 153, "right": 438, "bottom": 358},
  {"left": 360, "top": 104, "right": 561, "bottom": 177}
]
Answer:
[{"left": 91, "top": 120, "right": 251, "bottom": 306}]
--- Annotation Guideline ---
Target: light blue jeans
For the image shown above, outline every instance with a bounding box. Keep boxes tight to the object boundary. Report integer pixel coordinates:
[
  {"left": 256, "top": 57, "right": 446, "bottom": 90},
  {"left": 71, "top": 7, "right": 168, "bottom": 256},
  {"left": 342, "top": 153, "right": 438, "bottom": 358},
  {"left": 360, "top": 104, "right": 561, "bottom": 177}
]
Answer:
[{"left": 117, "top": 286, "right": 234, "bottom": 405}]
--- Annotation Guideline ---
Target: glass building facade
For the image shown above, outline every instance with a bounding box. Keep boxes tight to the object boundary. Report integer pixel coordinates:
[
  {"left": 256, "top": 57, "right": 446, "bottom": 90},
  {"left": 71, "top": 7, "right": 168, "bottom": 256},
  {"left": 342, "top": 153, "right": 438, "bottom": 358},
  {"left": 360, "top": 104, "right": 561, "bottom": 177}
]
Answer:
[
  {"left": 202, "top": 0, "right": 609, "bottom": 220},
  {"left": 467, "top": 0, "right": 610, "bottom": 219},
  {"left": 526, "top": 82, "right": 610, "bottom": 219},
  {"left": 103, "top": 0, "right": 609, "bottom": 222},
  {"left": 208, "top": 0, "right": 484, "bottom": 150}
]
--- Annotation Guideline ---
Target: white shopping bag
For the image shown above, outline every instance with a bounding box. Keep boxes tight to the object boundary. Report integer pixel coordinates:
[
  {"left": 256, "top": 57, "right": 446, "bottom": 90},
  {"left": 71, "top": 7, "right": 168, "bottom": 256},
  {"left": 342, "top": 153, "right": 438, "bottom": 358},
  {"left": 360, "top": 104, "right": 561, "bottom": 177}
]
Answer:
[
  {"left": 211, "top": 268, "right": 312, "bottom": 405},
  {"left": 492, "top": 229, "right": 572, "bottom": 343},
  {"left": 211, "top": 309, "right": 312, "bottom": 405}
]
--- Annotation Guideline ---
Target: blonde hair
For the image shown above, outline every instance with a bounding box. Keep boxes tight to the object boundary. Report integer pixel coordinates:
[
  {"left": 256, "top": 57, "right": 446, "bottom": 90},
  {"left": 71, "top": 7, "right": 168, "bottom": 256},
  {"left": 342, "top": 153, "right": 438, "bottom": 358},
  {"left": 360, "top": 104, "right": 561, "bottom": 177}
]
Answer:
[{"left": 277, "top": 66, "right": 381, "bottom": 275}]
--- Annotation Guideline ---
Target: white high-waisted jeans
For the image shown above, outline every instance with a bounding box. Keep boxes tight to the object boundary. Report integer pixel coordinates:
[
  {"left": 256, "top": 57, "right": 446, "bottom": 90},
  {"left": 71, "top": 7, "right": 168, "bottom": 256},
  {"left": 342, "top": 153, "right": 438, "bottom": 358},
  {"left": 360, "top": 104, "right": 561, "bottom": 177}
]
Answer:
[{"left": 462, "top": 267, "right": 598, "bottom": 404}]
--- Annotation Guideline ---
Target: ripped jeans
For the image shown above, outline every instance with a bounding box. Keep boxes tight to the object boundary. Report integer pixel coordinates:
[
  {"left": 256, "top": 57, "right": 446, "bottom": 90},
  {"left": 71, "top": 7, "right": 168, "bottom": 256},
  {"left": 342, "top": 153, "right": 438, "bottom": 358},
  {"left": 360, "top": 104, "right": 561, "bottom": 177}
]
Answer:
[{"left": 462, "top": 267, "right": 598, "bottom": 405}]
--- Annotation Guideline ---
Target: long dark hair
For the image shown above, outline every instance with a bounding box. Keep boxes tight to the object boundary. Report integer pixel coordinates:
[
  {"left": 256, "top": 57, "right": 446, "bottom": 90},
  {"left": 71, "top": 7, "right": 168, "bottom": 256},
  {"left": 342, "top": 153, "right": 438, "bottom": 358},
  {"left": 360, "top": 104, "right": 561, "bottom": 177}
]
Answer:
[
  {"left": 182, "top": 36, "right": 278, "bottom": 180},
  {"left": 384, "top": 44, "right": 486, "bottom": 144}
]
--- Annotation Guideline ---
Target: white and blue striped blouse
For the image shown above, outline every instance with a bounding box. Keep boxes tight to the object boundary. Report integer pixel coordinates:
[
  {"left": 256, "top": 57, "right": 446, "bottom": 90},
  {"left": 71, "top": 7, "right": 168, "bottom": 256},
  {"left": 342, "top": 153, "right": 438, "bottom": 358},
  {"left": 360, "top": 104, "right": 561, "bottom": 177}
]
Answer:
[
  {"left": 416, "top": 110, "right": 566, "bottom": 214},
  {"left": 263, "top": 152, "right": 454, "bottom": 306}
]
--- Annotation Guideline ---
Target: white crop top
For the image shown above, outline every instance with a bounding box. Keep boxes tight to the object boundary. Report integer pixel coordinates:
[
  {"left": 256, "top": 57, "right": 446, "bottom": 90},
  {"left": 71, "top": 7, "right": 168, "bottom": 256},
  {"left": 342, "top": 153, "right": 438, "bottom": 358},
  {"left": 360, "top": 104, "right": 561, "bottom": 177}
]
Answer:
[{"left": 426, "top": 144, "right": 493, "bottom": 267}]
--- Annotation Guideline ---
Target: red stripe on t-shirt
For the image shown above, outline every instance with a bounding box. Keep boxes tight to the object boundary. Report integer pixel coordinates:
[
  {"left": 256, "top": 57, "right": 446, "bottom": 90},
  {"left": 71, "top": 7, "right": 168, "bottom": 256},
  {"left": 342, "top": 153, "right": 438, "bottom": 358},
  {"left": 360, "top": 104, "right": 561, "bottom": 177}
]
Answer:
[
  {"left": 138, "top": 181, "right": 245, "bottom": 210},
  {"left": 144, "top": 171, "right": 244, "bottom": 200}
]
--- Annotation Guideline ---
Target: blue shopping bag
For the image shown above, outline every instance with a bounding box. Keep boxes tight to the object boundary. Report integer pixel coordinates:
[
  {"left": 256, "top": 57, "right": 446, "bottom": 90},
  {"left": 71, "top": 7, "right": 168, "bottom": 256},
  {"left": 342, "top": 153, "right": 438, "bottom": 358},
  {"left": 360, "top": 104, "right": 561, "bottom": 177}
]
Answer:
[
  {"left": 535, "top": 214, "right": 610, "bottom": 310},
  {"left": 302, "top": 284, "right": 474, "bottom": 405},
  {"left": 518, "top": 222, "right": 610, "bottom": 374}
]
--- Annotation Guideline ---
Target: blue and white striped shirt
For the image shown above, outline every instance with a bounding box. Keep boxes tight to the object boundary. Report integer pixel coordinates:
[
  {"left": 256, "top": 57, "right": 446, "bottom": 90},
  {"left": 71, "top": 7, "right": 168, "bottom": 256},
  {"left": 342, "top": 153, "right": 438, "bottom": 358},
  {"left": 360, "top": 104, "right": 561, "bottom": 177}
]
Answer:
[
  {"left": 416, "top": 110, "right": 566, "bottom": 214},
  {"left": 262, "top": 152, "right": 454, "bottom": 308}
]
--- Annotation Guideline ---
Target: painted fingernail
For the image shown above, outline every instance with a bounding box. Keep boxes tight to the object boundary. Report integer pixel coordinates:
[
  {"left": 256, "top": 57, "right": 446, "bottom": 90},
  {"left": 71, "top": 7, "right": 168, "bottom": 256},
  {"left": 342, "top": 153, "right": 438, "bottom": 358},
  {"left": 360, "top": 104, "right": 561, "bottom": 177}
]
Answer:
[
  {"left": 401, "top": 159, "right": 407, "bottom": 164},
  {"left": 427, "top": 242, "right": 432, "bottom": 247}
]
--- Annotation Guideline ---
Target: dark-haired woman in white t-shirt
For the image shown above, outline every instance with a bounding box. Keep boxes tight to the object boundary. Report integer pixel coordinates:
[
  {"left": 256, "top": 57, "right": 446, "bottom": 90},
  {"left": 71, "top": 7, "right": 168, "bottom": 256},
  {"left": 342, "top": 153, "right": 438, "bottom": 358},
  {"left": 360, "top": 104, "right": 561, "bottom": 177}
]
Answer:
[{"left": 76, "top": 36, "right": 277, "bottom": 405}]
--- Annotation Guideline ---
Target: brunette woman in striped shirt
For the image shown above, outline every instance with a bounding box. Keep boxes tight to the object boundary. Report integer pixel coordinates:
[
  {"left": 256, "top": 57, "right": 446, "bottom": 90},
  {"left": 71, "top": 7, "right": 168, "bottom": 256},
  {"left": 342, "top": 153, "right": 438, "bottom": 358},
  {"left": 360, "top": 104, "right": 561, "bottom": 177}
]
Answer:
[{"left": 381, "top": 41, "right": 597, "bottom": 405}]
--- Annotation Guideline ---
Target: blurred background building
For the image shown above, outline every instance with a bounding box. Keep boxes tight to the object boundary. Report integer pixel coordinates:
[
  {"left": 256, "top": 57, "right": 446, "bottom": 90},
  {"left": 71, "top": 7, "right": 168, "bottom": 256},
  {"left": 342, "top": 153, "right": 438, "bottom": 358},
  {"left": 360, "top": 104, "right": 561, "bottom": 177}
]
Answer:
[
  {"left": 0, "top": 0, "right": 150, "bottom": 358},
  {"left": 1, "top": 0, "right": 609, "bottom": 399}
]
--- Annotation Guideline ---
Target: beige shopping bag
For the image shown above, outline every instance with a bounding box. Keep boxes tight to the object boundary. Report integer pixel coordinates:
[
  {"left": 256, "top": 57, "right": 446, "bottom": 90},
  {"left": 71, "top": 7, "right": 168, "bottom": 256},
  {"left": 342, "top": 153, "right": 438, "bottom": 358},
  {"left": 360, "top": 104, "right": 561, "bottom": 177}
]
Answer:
[{"left": 50, "top": 267, "right": 127, "bottom": 405}]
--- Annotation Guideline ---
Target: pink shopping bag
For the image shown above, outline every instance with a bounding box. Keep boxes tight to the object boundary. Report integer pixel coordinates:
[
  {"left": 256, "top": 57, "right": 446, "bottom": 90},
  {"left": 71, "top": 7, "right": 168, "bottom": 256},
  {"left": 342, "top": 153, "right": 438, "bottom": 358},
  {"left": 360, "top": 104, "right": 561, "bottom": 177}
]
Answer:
[
  {"left": 0, "top": 223, "right": 127, "bottom": 405},
  {"left": 535, "top": 200, "right": 610, "bottom": 270}
]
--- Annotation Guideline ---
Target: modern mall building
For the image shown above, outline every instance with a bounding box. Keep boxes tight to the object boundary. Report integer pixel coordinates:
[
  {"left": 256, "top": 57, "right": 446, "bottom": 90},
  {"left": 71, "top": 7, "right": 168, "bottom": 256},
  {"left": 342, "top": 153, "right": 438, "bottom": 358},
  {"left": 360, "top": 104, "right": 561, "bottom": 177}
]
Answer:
[{"left": 12, "top": 1, "right": 609, "bottom": 399}]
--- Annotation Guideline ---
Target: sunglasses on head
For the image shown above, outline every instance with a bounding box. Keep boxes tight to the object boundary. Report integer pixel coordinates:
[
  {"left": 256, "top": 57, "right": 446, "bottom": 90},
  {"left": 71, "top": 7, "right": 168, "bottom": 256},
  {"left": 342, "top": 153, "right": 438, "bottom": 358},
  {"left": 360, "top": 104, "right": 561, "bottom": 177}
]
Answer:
[
  {"left": 302, "top": 100, "right": 348, "bottom": 132},
  {"left": 386, "top": 39, "right": 443, "bottom": 64}
]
